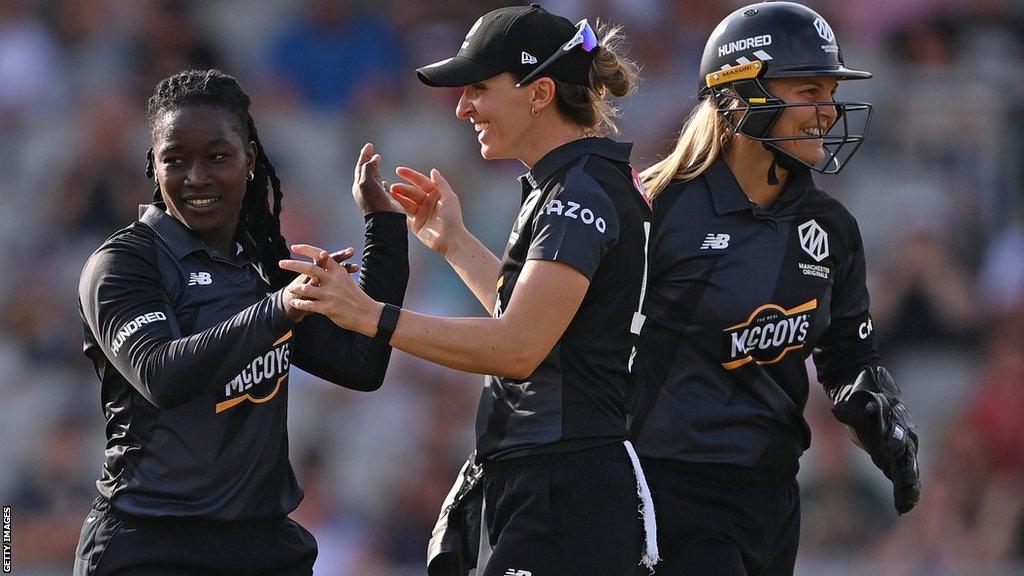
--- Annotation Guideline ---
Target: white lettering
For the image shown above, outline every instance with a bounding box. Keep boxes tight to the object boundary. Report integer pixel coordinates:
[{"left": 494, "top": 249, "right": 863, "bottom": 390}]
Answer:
[
  {"left": 718, "top": 35, "right": 773, "bottom": 57},
  {"left": 564, "top": 201, "right": 580, "bottom": 219},
  {"left": 772, "top": 321, "right": 789, "bottom": 346},
  {"left": 858, "top": 318, "right": 873, "bottom": 339},
  {"left": 546, "top": 199, "right": 564, "bottom": 215},
  {"left": 731, "top": 331, "right": 749, "bottom": 357},
  {"left": 580, "top": 208, "right": 595, "bottom": 224},
  {"left": 110, "top": 311, "right": 168, "bottom": 356},
  {"left": 596, "top": 218, "right": 606, "bottom": 233}
]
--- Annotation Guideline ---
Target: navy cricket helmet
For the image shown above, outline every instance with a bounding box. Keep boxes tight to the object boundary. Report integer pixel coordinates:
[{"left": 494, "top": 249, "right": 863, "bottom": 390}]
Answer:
[{"left": 699, "top": 1, "right": 873, "bottom": 175}]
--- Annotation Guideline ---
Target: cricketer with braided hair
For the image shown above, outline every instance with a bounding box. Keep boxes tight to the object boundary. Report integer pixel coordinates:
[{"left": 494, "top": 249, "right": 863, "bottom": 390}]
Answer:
[{"left": 74, "top": 69, "right": 408, "bottom": 576}]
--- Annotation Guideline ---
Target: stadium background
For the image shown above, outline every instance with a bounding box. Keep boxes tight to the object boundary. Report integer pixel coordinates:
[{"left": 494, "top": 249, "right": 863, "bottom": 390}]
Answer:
[{"left": 1, "top": 0, "right": 1022, "bottom": 574}]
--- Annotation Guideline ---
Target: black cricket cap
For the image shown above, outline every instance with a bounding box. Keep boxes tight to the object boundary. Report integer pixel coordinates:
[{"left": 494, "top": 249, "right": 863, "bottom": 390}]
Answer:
[{"left": 416, "top": 3, "right": 595, "bottom": 88}]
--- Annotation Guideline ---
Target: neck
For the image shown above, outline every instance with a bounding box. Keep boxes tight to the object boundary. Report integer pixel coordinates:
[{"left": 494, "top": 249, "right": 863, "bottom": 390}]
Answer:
[
  {"left": 723, "top": 137, "right": 787, "bottom": 208},
  {"left": 519, "top": 116, "right": 593, "bottom": 169}
]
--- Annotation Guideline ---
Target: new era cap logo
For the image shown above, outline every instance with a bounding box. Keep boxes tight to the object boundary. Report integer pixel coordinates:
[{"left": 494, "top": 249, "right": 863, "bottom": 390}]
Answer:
[{"left": 521, "top": 51, "right": 537, "bottom": 65}]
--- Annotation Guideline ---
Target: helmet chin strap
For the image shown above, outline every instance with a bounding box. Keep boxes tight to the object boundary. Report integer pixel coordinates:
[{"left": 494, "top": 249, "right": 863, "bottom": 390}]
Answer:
[{"left": 762, "top": 141, "right": 804, "bottom": 185}]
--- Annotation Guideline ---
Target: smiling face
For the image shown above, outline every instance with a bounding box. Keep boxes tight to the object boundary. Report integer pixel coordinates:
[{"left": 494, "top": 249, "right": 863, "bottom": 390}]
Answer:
[
  {"left": 151, "top": 105, "right": 255, "bottom": 250},
  {"left": 765, "top": 76, "right": 839, "bottom": 166},
  {"left": 455, "top": 73, "right": 535, "bottom": 161}
]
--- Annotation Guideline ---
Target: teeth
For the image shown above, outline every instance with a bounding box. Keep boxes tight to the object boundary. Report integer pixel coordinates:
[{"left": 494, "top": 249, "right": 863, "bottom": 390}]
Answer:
[
  {"left": 474, "top": 121, "right": 490, "bottom": 133},
  {"left": 803, "top": 127, "right": 823, "bottom": 137},
  {"left": 186, "top": 198, "right": 217, "bottom": 207}
]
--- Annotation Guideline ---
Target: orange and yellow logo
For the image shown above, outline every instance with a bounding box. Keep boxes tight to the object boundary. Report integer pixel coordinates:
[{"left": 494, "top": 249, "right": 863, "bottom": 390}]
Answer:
[{"left": 722, "top": 300, "right": 817, "bottom": 370}]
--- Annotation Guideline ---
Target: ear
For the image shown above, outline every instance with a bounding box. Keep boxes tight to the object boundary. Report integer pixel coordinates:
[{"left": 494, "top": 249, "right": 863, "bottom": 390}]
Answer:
[
  {"left": 529, "top": 77, "right": 557, "bottom": 113},
  {"left": 246, "top": 140, "right": 257, "bottom": 174}
]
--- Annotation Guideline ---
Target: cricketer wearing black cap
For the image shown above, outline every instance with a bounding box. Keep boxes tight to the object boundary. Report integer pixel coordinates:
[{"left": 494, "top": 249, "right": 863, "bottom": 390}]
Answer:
[
  {"left": 277, "top": 4, "right": 657, "bottom": 575},
  {"left": 630, "top": 3, "right": 920, "bottom": 575}
]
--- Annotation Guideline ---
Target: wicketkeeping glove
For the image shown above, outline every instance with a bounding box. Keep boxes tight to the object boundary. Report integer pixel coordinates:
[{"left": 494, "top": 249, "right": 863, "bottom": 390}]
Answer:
[{"left": 832, "top": 366, "right": 921, "bottom": 514}]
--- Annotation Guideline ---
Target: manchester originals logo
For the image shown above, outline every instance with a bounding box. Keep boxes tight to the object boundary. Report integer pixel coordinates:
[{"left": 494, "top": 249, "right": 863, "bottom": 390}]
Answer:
[
  {"left": 722, "top": 300, "right": 817, "bottom": 370},
  {"left": 814, "top": 17, "right": 835, "bottom": 43},
  {"left": 216, "top": 331, "right": 293, "bottom": 413},
  {"left": 798, "top": 219, "right": 829, "bottom": 262}
]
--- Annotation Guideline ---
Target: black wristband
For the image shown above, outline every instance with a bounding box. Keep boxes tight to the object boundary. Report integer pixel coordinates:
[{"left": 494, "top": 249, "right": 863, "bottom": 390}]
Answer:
[{"left": 374, "top": 303, "right": 401, "bottom": 343}]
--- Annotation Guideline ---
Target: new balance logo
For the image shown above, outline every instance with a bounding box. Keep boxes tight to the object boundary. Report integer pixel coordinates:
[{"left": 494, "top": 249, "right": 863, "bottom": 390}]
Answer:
[
  {"left": 504, "top": 570, "right": 532, "bottom": 576},
  {"left": 700, "top": 233, "right": 730, "bottom": 250},
  {"left": 521, "top": 51, "right": 537, "bottom": 65},
  {"left": 188, "top": 272, "right": 212, "bottom": 286}
]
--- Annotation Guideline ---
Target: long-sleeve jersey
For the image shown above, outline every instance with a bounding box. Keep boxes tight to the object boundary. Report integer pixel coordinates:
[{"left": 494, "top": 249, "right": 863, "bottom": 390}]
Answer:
[
  {"left": 78, "top": 203, "right": 408, "bottom": 520},
  {"left": 629, "top": 161, "right": 881, "bottom": 471},
  {"left": 476, "top": 137, "right": 652, "bottom": 461}
]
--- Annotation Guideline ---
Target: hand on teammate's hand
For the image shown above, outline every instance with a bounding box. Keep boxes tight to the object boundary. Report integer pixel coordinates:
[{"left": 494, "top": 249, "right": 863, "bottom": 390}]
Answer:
[
  {"left": 279, "top": 244, "right": 380, "bottom": 335},
  {"left": 390, "top": 166, "right": 466, "bottom": 257},
  {"left": 352, "top": 143, "right": 402, "bottom": 215},
  {"left": 281, "top": 247, "right": 361, "bottom": 323}
]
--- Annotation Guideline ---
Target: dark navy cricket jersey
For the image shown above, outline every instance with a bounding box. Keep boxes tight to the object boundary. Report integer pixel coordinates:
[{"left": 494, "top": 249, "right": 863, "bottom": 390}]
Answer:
[
  {"left": 629, "top": 160, "right": 881, "bottom": 470},
  {"left": 79, "top": 203, "right": 407, "bottom": 521},
  {"left": 476, "top": 137, "right": 652, "bottom": 461}
]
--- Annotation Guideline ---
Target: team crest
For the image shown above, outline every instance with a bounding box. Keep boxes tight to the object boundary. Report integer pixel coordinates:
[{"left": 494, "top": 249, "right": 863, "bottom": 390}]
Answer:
[
  {"left": 814, "top": 17, "right": 835, "bottom": 43},
  {"left": 798, "top": 219, "right": 829, "bottom": 262}
]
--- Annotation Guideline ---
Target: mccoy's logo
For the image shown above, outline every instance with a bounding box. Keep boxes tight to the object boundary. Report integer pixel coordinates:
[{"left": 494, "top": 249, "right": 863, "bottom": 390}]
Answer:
[
  {"left": 216, "top": 331, "right": 293, "bottom": 413},
  {"left": 722, "top": 300, "right": 817, "bottom": 370}
]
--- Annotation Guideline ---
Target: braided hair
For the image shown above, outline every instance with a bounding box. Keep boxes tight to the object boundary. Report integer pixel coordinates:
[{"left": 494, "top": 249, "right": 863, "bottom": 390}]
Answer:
[{"left": 144, "top": 69, "right": 294, "bottom": 289}]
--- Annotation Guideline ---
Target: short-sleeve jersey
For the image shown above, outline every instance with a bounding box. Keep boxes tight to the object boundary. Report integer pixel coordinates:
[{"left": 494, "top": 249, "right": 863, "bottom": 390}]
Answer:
[
  {"left": 79, "top": 204, "right": 407, "bottom": 520},
  {"left": 629, "top": 161, "right": 881, "bottom": 470},
  {"left": 475, "top": 137, "right": 652, "bottom": 461}
]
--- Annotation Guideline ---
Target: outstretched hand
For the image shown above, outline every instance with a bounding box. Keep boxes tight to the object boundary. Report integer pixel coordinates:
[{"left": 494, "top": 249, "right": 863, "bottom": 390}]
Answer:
[
  {"left": 353, "top": 143, "right": 403, "bottom": 215},
  {"left": 279, "top": 244, "right": 382, "bottom": 335},
  {"left": 390, "top": 166, "right": 466, "bottom": 257}
]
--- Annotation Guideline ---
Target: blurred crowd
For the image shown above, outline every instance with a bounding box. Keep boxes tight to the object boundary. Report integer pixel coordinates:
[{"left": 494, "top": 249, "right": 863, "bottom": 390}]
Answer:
[{"left": 0, "top": 0, "right": 1022, "bottom": 574}]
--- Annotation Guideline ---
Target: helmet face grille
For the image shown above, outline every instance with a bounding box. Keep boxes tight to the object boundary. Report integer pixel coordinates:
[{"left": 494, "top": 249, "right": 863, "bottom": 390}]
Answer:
[{"left": 710, "top": 77, "right": 874, "bottom": 175}]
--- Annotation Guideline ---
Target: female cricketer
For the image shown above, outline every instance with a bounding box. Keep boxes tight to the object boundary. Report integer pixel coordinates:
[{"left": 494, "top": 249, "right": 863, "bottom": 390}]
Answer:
[
  {"left": 629, "top": 3, "right": 921, "bottom": 575},
  {"left": 280, "top": 5, "right": 658, "bottom": 574},
  {"left": 75, "top": 69, "right": 408, "bottom": 575}
]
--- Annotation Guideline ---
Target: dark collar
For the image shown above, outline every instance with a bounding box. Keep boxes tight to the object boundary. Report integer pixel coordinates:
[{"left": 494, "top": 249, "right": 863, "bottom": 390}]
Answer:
[
  {"left": 138, "top": 203, "right": 250, "bottom": 262},
  {"left": 523, "top": 137, "right": 632, "bottom": 189},
  {"left": 705, "top": 160, "right": 816, "bottom": 216}
]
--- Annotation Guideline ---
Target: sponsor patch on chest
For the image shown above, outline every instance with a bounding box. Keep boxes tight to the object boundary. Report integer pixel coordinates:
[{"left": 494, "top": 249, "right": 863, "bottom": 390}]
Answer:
[{"left": 722, "top": 300, "right": 817, "bottom": 370}]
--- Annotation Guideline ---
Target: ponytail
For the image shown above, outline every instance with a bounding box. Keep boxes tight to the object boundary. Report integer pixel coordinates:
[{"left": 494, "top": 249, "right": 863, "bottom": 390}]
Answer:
[{"left": 640, "top": 99, "right": 733, "bottom": 199}]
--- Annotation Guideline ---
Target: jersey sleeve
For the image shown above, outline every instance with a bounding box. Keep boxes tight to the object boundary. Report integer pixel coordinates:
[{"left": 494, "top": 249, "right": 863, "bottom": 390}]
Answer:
[
  {"left": 79, "top": 233, "right": 295, "bottom": 410},
  {"left": 291, "top": 212, "right": 409, "bottom": 390},
  {"left": 812, "top": 220, "right": 883, "bottom": 401},
  {"left": 526, "top": 171, "right": 620, "bottom": 279}
]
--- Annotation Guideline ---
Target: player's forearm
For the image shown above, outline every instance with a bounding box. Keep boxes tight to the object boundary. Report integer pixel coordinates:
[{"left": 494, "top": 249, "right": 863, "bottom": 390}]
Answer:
[
  {"left": 443, "top": 230, "right": 501, "bottom": 315},
  {"left": 385, "top": 309, "right": 538, "bottom": 379},
  {"left": 358, "top": 212, "right": 410, "bottom": 306}
]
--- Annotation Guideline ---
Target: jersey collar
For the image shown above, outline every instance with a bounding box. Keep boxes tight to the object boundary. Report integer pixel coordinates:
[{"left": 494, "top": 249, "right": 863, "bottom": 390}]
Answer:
[
  {"left": 139, "top": 203, "right": 251, "bottom": 263},
  {"left": 525, "top": 137, "right": 632, "bottom": 189},
  {"left": 706, "top": 160, "right": 816, "bottom": 215}
]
